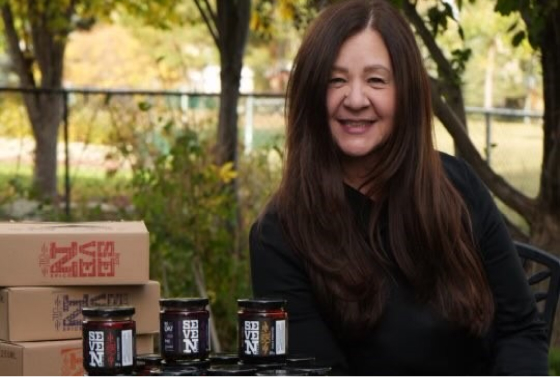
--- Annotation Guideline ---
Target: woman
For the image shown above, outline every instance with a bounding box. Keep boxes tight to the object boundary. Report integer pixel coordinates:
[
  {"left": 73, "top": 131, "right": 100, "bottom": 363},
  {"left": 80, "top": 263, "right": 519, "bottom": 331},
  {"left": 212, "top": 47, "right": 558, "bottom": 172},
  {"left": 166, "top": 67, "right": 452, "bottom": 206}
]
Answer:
[{"left": 249, "top": 0, "right": 548, "bottom": 374}]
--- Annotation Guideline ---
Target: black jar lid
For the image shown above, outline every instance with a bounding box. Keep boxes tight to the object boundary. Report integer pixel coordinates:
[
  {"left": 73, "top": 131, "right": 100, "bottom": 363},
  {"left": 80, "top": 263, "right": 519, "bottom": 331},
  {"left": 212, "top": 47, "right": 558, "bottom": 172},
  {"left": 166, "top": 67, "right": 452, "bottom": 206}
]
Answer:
[
  {"left": 256, "top": 369, "right": 310, "bottom": 376},
  {"left": 160, "top": 298, "right": 209, "bottom": 308},
  {"left": 209, "top": 352, "right": 240, "bottom": 364},
  {"left": 163, "top": 367, "right": 200, "bottom": 376},
  {"left": 286, "top": 362, "right": 332, "bottom": 376},
  {"left": 239, "top": 361, "right": 287, "bottom": 371},
  {"left": 162, "top": 359, "right": 211, "bottom": 370},
  {"left": 82, "top": 306, "right": 135, "bottom": 318},
  {"left": 137, "top": 353, "right": 163, "bottom": 366},
  {"left": 206, "top": 365, "right": 258, "bottom": 376},
  {"left": 286, "top": 354, "right": 316, "bottom": 365},
  {"left": 237, "top": 298, "right": 286, "bottom": 310}
]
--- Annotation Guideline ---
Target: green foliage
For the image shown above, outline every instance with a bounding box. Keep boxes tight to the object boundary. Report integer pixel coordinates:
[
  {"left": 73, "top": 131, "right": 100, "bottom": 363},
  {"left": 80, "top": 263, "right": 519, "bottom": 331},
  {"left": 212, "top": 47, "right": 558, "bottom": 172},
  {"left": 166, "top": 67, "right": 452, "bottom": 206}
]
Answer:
[
  {"left": 251, "top": 0, "right": 318, "bottom": 37},
  {"left": 549, "top": 347, "right": 560, "bottom": 375},
  {"left": 128, "top": 114, "right": 252, "bottom": 350},
  {"left": 427, "top": 2, "right": 456, "bottom": 36},
  {"left": 495, "top": 0, "right": 559, "bottom": 48}
]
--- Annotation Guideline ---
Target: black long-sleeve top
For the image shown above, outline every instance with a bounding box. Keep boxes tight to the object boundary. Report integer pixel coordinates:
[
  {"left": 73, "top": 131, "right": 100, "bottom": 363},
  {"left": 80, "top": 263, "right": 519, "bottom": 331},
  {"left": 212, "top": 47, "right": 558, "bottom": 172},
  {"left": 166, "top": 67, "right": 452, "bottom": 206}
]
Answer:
[{"left": 249, "top": 153, "right": 548, "bottom": 375}]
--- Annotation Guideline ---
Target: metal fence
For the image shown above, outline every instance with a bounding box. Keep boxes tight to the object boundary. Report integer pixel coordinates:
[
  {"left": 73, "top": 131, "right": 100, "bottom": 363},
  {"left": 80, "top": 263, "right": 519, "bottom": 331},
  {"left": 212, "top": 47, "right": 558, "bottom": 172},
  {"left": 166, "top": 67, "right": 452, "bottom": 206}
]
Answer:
[{"left": 0, "top": 87, "right": 544, "bottom": 217}]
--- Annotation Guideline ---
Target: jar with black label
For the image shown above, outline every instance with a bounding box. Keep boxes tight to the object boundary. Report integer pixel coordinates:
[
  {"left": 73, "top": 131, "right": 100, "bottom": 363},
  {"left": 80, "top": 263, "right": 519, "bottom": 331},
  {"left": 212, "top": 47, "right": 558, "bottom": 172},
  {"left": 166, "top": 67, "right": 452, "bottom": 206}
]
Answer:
[
  {"left": 238, "top": 299, "right": 288, "bottom": 364},
  {"left": 82, "top": 306, "right": 136, "bottom": 376},
  {"left": 160, "top": 298, "right": 210, "bottom": 362}
]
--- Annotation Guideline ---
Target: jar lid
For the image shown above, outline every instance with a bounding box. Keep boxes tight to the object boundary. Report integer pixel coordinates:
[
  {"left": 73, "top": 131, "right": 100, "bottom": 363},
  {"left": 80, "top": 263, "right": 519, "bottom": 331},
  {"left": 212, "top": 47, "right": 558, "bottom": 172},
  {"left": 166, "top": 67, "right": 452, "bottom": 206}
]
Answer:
[
  {"left": 286, "top": 354, "right": 316, "bottom": 365},
  {"left": 237, "top": 298, "right": 286, "bottom": 310},
  {"left": 160, "top": 298, "right": 209, "bottom": 308},
  {"left": 209, "top": 352, "right": 239, "bottom": 364},
  {"left": 164, "top": 367, "right": 200, "bottom": 376},
  {"left": 162, "top": 359, "right": 211, "bottom": 370},
  {"left": 82, "top": 306, "right": 135, "bottom": 317},
  {"left": 207, "top": 365, "right": 258, "bottom": 376},
  {"left": 137, "top": 353, "right": 163, "bottom": 365},
  {"left": 286, "top": 362, "right": 332, "bottom": 376},
  {"left": 256, "top": 369, "right": 309, "bottom": 376}
]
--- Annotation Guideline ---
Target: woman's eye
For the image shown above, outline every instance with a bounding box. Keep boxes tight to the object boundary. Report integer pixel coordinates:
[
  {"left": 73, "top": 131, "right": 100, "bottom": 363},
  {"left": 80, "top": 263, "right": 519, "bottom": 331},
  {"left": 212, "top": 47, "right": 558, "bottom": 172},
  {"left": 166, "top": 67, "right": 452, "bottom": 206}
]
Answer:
[
  {"left": 329, "top": 77, "right": 345, "bottom": 86},
  {"left": 368, "top": 77, "right": 386, "bottom": 85}
]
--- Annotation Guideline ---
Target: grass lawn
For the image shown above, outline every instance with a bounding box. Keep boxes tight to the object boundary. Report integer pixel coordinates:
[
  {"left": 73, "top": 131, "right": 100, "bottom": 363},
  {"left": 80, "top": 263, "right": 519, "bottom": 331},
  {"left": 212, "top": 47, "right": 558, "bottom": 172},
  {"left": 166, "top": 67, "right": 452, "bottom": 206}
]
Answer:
[{"left": 0, "top": 116, "right": 543, "bottom": 228}]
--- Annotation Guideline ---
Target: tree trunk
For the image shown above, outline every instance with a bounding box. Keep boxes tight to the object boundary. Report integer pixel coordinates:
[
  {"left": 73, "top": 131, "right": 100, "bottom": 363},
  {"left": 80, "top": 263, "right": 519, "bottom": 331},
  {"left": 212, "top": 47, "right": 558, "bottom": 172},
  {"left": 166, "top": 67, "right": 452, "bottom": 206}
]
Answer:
[
  {"left": 401, "top": 0, "right": 468, "bottom": 157},
  {"left": 1, "top": 1, "right": 68, "bottom": 200},
  {"left": 30, "top": 93, "right": 64, "bottom": 199},
  {"left": 212, "top": 0, "right": 251, "bottom": 256},
  {"left": 216, "top": 0, "right": 251, "bottom": 167},
  {"left": 217, "top": 67, "right": 242, "bottom": 167},
  {"left": 533, "top": 5, "right": 560, "bottom": 255}
]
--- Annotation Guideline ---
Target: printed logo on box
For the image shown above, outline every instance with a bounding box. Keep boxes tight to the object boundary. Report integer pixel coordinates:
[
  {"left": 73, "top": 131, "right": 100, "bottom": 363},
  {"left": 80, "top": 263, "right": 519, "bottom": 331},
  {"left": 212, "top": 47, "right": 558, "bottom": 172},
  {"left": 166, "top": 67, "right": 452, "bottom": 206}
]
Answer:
[
  {"left": 61, "top": 347, "right": 83, "bottom": 376},
  {"left": 0, "top": 349, "right": 17, "bottom": 360},
  {"left": 52, "top": 292, "right": 130, "bottom": 331},
  {"left": 39, "top": 240, "right": 120, "bottom": 278}
]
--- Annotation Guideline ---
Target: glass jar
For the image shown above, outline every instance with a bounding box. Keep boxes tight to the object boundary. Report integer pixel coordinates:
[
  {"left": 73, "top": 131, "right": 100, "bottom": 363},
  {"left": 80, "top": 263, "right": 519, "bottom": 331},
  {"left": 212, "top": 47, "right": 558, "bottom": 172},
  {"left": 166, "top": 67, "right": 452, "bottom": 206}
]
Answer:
[
  {"left": 160, "top": 298, "right": 210, "bottom": 362},
  {"left": 238, "top": 299, "right": 288, "bottom": 364},
  {"left": 82, "top": 306, "right": 136, "bottom": 376}
]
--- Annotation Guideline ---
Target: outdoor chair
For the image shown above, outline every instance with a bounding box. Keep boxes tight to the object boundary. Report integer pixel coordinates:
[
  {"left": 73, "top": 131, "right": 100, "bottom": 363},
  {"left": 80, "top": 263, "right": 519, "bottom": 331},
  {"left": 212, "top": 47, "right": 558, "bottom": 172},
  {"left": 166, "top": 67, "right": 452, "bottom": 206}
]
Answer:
[{"left": 515, "top": 241, "right": 560, "bottom": 343}]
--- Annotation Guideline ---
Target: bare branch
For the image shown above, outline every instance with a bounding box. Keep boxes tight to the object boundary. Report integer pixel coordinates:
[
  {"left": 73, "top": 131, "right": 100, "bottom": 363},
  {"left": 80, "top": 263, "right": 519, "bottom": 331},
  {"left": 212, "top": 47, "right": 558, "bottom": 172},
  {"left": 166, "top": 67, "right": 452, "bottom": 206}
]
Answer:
[
  {"left": 429, "top": 78, "right": 538, "bottom": 221},
  {"left": 1, "top": 4, "right": 35, "bottom": 88},
  {"left": 402, "top": 0, "right": 455, "bottom": 80},
  {"left": 201, "top": 0, "right": 218, "bottom": 27},
  {"left": 194, "top": 0, "right": 220, "bottom": 50}
]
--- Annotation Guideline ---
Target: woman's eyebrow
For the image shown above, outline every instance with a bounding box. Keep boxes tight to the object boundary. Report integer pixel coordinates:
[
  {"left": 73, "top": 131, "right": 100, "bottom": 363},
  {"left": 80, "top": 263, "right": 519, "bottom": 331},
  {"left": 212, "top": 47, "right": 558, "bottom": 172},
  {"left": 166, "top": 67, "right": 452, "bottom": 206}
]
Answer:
[
  {"left": 330, "top": 64, "right": 392, "bottom": 74},
  {"left": 364, "top": 64, "right": 391, "bottom": 74}
]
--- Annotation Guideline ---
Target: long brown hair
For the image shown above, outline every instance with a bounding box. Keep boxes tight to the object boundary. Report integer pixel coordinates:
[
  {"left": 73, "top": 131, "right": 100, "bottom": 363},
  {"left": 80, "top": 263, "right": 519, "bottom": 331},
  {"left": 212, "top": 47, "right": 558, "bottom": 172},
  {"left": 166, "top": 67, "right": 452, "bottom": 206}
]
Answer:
[{"left": 270, "top": 0, "right": 494, "bottom": 337}]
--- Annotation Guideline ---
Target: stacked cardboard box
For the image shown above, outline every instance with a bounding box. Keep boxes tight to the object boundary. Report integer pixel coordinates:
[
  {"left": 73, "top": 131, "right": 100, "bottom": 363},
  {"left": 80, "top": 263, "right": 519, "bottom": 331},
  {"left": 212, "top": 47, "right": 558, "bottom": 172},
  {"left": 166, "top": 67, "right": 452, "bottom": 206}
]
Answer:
[{"left": 0, "top": 221, "right": 160, "bottom": 376}]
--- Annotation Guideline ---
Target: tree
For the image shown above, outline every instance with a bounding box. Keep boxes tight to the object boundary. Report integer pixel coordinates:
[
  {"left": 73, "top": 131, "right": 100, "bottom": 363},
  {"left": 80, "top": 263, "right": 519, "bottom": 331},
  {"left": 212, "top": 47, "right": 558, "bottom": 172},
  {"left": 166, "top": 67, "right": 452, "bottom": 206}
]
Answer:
[
  {"left": 193, "top": 0, "right": 251, "bottom": 169},
  {"left": 1, "top": 0, "right": 75, "bottom": 199},
  {"left": 0, "top": 0, "right": 180, "bottom": 200},
  {"left": 493, "top": 1, "right": 560, "bottom": 253},
  {"left": 400, "top": 1, "right": 559, "bottom": 255}
]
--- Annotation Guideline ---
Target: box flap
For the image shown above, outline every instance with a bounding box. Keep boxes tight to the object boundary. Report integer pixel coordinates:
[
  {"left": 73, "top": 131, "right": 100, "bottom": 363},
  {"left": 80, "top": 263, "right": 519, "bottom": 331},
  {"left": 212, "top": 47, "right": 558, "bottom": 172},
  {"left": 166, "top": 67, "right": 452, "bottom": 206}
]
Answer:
[{"left": 0, "top": 221, "right": 147, "bottom": 234}]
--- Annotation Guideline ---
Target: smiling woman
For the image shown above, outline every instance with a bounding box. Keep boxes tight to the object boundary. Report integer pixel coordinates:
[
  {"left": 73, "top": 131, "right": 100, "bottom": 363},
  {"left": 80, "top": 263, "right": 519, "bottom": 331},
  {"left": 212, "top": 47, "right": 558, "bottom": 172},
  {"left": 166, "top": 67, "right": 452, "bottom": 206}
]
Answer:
[
  {"left": 248, "top": 0, "right": 548, "bottom": 375},
  {"left": 326, "top": 29, "right": 396, "bottom": 184}
]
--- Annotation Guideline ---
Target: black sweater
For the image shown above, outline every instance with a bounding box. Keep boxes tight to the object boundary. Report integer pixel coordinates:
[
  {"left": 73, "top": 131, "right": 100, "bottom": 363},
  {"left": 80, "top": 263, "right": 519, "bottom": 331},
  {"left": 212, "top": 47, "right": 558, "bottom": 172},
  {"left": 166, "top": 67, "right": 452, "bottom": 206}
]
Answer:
[{"left": 249, "top": 154, "right": 548, "bottom": 375}]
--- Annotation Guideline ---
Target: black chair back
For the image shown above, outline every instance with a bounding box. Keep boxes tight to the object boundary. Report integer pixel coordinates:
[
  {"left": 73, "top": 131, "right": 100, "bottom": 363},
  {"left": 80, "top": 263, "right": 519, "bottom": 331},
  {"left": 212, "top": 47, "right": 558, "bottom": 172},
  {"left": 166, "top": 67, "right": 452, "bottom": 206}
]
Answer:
[{"left": 515, "top": 241, "right": 560, "bottom": 343}]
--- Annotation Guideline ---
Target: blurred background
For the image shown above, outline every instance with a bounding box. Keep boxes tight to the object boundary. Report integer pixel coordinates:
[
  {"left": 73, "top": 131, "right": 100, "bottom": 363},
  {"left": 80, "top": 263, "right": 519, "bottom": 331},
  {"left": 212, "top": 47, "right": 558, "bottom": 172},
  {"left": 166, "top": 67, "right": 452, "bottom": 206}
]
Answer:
[{"left": 0, "top": 0, "right": 559, "bottom": 370}]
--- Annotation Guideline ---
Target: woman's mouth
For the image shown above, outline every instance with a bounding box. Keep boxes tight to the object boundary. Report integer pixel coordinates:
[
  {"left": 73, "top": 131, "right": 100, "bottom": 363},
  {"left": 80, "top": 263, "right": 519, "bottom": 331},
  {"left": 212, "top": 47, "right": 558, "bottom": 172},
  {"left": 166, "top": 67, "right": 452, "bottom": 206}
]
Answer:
[{"left": 339, "top": 119, "right": 375, "bottom": 134}]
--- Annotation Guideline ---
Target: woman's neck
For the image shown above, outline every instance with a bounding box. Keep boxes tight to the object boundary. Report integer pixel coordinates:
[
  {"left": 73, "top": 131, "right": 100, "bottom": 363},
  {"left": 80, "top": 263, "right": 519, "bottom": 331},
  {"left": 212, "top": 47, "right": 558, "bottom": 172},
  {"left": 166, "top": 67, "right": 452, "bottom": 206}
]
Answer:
[{"left": 341, "top": 154, "right": 379, "bottom": 196}]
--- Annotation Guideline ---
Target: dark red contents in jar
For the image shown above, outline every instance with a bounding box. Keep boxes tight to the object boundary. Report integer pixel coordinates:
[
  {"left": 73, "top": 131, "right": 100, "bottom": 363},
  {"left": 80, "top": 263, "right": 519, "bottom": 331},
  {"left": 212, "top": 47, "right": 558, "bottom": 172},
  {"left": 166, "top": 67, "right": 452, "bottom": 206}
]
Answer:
[
  {"left": 160, "top": 298, "right": 210, "bottom": 362},
  {"left": 82, "top": 306, "right": 136, "bottom": 376},
  {"left": 238, "top": 299, "right": 288, "bottom": 364}
]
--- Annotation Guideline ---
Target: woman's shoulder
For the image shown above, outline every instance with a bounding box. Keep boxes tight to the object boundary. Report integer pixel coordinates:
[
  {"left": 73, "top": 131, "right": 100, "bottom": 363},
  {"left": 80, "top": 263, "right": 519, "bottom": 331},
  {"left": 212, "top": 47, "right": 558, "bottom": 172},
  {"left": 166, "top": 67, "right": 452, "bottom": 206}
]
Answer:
[
  {"left": 439, "top": 151, "right": 482, "bottom": 200},
  {"left": 250, "top": 201, "right": 283, "bottom": 242}
]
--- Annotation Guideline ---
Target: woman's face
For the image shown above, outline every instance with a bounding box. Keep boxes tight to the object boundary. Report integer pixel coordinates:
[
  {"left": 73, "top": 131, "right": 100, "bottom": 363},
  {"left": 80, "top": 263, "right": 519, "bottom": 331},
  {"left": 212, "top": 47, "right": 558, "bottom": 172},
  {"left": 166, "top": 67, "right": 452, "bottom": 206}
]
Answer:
[{"left": 327, "top": 28, "right": 396, "bottom": 162}]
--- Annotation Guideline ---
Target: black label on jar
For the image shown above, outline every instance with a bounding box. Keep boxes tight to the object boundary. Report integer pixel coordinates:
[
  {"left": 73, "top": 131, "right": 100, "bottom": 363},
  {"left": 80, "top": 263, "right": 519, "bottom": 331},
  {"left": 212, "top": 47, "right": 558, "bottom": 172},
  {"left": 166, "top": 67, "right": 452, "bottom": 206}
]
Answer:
[
  {"left": 162, "top": 318, "right": 209, "bottom": 356},
  {"left": 84, "top": 328, "right": 134, "bottom": 369},
  {"left": 239, "top": 318, "right": 286, "bottom": 357}
]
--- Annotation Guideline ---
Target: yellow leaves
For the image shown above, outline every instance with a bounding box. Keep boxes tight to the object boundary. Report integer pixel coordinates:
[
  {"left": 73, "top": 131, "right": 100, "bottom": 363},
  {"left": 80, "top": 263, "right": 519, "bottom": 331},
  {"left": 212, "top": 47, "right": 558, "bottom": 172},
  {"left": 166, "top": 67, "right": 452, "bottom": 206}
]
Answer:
[
  {"left": 278, "top": 0, "right": 296, "bottom": 20},
  {"left": 211, "top": 162, "right": 238, "bottom": 184}
]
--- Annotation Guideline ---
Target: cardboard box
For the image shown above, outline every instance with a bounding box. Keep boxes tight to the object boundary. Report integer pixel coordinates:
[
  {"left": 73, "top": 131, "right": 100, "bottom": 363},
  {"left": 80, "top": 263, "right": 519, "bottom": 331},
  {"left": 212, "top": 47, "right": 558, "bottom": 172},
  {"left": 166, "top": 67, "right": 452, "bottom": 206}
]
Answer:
[
  {"left": 0, "top": 333, "right": 155, "bottom": 376},
  {"left": 0, "top": 281, "right": 160, "bottom": 342},
  {"left": 0, "top": 221, "right": 149, "bottom": 286}
]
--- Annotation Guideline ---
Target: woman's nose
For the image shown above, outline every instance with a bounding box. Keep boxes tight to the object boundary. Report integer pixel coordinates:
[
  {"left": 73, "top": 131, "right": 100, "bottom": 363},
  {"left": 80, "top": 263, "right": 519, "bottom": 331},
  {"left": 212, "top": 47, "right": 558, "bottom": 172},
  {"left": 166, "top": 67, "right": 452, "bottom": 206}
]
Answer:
[{"left": 343, "top": 83, "right": 369, "bottom": 109}]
